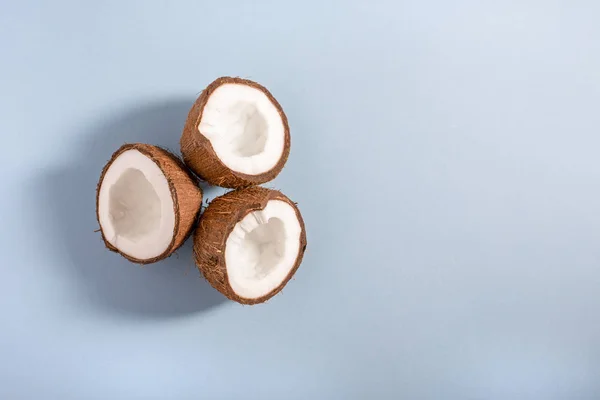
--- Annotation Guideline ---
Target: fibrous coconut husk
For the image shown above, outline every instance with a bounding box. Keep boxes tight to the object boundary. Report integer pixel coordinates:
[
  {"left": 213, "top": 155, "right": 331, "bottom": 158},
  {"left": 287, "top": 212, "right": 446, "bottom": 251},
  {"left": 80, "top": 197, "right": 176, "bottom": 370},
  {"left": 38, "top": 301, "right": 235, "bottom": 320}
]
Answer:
[
  {"left": 194, "top": 186, "right": 306, "bottom": 304},
  {"left": 180, "top": 77, "right": 290, "bottom": 188},
  {"left": 96, "top": 143, "right": 203, "bottom": 264}
]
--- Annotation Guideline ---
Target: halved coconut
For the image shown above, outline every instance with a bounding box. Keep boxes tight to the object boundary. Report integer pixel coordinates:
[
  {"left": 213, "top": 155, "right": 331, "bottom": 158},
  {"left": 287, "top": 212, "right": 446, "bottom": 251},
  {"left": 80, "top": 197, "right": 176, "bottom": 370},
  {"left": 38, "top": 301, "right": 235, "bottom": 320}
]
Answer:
[
  {"left": 181, "top": 77, "right": 290, "bottom": 188},
  {"left": 194, "top": 187, "right": 306, "bottom": 304},
  {"left": 96, "top": 143, "right": 203, "bottom": 264}
]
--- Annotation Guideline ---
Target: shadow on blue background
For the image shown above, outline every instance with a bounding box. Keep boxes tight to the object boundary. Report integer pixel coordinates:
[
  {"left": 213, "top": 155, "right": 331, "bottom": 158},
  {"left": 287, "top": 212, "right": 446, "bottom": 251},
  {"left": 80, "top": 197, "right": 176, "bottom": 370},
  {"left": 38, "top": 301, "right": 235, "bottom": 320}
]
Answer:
[{"left": 35, "top": 99, "right": 228, "bottom": 318}]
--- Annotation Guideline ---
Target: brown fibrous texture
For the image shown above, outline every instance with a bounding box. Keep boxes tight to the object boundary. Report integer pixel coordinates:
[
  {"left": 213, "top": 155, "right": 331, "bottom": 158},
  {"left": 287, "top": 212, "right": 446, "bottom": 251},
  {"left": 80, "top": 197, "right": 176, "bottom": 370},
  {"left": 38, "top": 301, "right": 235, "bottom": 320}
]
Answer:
[
  {"left": 96, "top": 143, "right": 203, "bottom": 264},
  {"left": 194, "top": 187, "right": 307, "bottom": 305},
  {"left": 180, "top": 76, "right": 290, "bottom": 188}
]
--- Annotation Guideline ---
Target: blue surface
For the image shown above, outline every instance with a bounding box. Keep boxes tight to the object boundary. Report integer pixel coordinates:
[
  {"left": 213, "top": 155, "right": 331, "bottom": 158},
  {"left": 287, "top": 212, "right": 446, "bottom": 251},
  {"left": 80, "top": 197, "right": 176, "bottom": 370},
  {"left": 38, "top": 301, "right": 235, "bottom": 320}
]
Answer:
[{"left": 1, "top": 1, "right": 600, "bottom": 398}]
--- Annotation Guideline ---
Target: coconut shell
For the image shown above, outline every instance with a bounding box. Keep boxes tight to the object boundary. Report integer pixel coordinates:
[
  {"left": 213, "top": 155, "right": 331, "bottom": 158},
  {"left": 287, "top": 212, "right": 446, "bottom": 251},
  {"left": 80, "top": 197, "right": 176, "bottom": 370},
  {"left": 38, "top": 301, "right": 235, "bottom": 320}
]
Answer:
[
  {"left": 180, "top": 77, "right": 291, "bottom": 188},
  {"left": 96, "top": 143, "right": 203, "bottom": 264},
  {"left": 194, "top": 187, "right": 307, "bottom": 304}
]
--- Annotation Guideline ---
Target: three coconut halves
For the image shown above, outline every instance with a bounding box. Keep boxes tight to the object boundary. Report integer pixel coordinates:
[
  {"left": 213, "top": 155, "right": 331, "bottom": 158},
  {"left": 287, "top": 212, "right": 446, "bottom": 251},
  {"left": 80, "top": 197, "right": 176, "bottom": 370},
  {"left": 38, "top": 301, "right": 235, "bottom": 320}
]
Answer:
[{"left": 96, "top": 77, "right": 306, "bottom": 304}]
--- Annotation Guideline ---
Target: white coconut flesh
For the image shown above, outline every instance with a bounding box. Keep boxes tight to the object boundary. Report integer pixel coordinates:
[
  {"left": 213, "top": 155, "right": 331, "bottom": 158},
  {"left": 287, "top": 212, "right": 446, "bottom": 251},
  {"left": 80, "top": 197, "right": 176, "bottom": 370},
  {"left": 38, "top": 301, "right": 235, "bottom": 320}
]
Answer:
[
  {"left": 225, "top": 199, "right": 302, "bottom": 299},
  {"left": 97, "top": 150, "right": 175, "bottom": 260},
  {"left": 199, "top": 83, "right": 285, "bottom": 175}
]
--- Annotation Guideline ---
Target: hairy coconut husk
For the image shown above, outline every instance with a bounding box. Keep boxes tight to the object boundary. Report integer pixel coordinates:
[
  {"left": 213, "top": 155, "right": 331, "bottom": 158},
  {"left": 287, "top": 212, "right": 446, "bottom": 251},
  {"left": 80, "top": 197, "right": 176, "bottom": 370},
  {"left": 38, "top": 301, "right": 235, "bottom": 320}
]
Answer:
[
  {"left": 180, "top": 77, "right": 290, "bottom": 188},
  {"left": 194, "top": 187, "right": 306, "bottom": 304},
  {"left": 96, "top": 143, "right": 203, "bottom": 264}
]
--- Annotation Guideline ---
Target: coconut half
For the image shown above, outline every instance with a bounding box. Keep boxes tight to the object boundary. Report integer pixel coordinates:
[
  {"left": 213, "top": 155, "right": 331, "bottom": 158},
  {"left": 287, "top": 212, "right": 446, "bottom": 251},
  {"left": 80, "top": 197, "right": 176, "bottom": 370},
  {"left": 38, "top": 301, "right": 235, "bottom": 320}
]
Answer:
[
  {"left": 194, "top": 187, "right": 306, "bottom": 304},
  {"left": 181, "top": 77, "right": 290, "bottom": 188},
  {"left": 96, "top": 143, "right": 203, "bottom": 263}
]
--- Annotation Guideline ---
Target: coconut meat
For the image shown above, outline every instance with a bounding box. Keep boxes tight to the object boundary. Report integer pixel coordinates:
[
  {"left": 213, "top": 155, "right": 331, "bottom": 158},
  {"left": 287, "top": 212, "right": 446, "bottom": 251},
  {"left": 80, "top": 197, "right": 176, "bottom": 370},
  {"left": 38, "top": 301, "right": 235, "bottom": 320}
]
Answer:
[
  {"left": 199, "top": 83, "right": 285, "bottom": 176},
  {"left": 98, "top": 150, "right": 175, "bottom": 260},
  {"left": 225, "top": 199, "right": 302, "bottom": 299}
]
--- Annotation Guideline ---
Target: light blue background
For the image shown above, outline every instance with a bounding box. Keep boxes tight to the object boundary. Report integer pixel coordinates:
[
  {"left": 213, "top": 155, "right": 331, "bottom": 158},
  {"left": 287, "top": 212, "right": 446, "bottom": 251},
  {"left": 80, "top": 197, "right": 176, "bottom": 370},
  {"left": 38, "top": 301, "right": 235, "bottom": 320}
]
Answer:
[{"left": 1, "top": 0, "right": 600, "bottom": 398}]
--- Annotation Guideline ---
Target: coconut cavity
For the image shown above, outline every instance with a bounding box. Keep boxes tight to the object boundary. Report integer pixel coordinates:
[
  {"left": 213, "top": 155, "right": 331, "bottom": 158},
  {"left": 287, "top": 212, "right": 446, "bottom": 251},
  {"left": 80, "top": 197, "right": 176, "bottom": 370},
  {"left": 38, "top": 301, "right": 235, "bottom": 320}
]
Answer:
[
  {"left": 205, "top": 98, "right": 269, "bottom": 158},
  {"left": 97, "top": 144, "right": 202, "bottom": 263},
  {"left": 181, "top": 77, "right": 290, "bottom": 188},
  {"left": 109, "top": 168, "right": 161, "bottom": 242},
  {"left": 237, "top": 217, "right": 286, "bottom": 276},
  {"left": 194, "top": 187, "right": 306, "bottom": 304}
]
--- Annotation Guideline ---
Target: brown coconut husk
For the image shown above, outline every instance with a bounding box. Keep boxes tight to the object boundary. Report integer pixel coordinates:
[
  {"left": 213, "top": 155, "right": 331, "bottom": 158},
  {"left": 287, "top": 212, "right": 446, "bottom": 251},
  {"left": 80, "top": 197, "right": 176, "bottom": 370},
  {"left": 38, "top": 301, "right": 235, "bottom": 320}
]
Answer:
[
  {"left": 194, "top": 187, "right": 307, "bottom": 304},
  {"left": 180, "top": 77, "right": 291, "bottom": 188},
  {"left": 96, "top": 143, "right": 203, "bottom": 264}
]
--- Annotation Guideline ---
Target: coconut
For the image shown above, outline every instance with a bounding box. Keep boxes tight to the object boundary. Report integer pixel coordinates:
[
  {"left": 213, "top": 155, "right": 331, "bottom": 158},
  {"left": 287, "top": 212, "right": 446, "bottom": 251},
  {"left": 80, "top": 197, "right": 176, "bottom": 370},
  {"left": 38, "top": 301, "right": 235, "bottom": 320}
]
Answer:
[
  {"left": 194, "top": 187, "right": 306, "bottom": 304},
  {"left": 96, "top": 143, "right": 202, "bottom": 264},
  {"left": 180, "top": 77, "right": 290, "bottom": 188}
]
